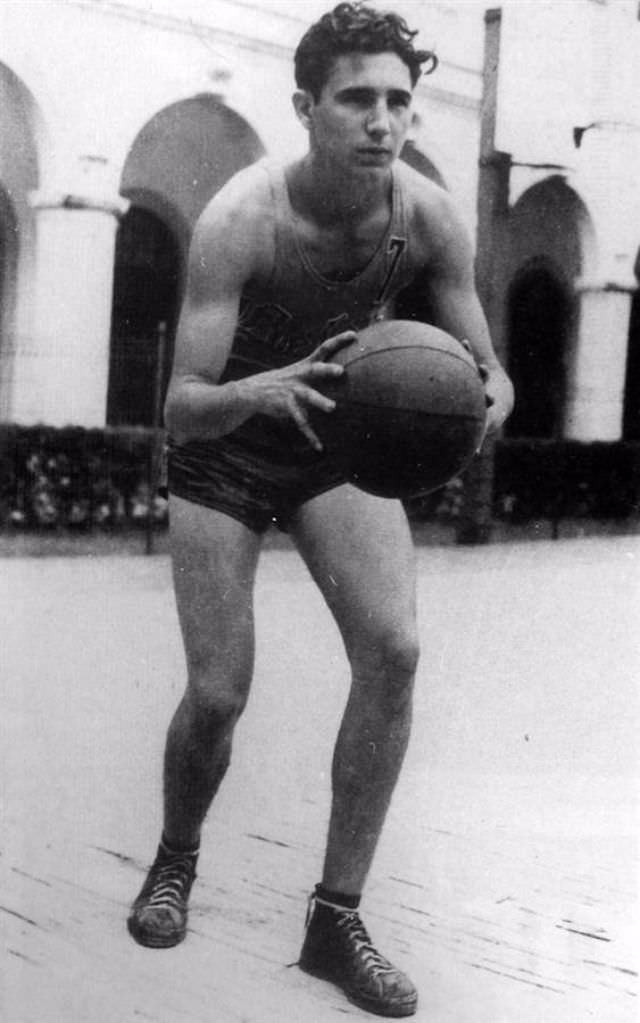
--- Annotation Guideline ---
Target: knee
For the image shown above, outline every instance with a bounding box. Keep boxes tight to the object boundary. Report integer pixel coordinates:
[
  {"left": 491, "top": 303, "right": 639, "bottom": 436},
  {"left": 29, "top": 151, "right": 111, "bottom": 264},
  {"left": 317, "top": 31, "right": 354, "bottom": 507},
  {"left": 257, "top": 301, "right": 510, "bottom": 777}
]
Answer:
[
  {"left": 183, "top": 638, "right": 253, "bottom": 721},
  {"left": 352, "top": 624, "right": 420, "bottom": 693},
  {"left": 184, "top": 669, "right": 250, "bottom": 735},
  {"left": 376, "top": 624, "right": 420, "bottom": 681}
]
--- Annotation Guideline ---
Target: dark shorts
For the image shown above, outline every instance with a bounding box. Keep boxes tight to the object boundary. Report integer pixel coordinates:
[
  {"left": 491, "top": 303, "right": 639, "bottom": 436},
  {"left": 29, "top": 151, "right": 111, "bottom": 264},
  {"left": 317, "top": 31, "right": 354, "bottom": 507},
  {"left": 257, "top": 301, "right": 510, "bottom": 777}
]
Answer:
[{"left": 166, "top": 418, "right": 349, "bottom": 533}]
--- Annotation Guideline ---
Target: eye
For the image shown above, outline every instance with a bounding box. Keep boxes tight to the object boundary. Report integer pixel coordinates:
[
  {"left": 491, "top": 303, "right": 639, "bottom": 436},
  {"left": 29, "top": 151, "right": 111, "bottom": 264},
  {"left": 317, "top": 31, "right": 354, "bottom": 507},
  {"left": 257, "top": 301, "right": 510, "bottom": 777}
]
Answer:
[
  {"left": 345, "top": 89, "right": 373, "bottom": 107},
  {"left": 389, "top": 93, "right": 411, "bottom": 109}
]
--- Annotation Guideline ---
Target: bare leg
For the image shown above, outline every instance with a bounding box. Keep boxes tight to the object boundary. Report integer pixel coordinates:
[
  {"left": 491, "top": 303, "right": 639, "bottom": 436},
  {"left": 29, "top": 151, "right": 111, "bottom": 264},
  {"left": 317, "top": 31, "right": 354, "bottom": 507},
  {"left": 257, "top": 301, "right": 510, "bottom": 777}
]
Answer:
[
  {"left": 163, "top": 495, "right": 263, "bottom": 848},
  {"left": 128, "top": 496, "right": 262, "bottom": 948},
  {"left": 290, "top": 485, "right": 419, "bottom": 895}
]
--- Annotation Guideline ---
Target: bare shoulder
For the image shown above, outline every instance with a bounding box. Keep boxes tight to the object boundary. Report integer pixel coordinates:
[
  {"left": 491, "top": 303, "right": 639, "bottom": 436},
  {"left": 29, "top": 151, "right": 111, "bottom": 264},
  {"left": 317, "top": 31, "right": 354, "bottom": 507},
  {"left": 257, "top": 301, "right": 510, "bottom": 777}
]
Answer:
[
  {"left": 396, "top": 161, "right": 472, "bottom": 267},
  {"left": 190, "top": 159, "right": 277, "bottom": 286}
]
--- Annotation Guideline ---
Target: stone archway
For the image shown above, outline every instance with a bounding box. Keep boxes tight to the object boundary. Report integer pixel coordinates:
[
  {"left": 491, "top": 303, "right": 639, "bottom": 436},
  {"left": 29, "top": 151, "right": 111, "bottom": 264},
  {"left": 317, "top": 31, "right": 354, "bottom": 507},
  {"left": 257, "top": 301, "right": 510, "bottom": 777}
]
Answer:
[
  {"left": 109, "top": 96, "right": 266, "bottom": 426},
  {"left": 120, "top": 94, "right": 266, "bottom": 239},
  {"left": 506, "top": 177, "right": 594, "bottom": 439}
]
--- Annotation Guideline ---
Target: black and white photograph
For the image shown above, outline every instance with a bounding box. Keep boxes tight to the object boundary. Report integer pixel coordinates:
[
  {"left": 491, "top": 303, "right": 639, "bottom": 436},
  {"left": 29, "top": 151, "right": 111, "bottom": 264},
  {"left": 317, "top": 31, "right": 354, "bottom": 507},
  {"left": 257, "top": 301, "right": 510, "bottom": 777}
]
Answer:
[{"left": 1, "top": 1, "right": 638, "bottom": 1020}]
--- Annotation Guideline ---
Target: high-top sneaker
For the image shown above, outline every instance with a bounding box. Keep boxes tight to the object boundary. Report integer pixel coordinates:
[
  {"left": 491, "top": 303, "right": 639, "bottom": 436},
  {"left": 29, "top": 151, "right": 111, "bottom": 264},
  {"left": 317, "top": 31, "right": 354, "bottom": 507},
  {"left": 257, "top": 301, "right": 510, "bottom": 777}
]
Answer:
[
  {"left": 127, "top": 842, "right": 198, "bottom": 948},
  {"left": 299, "top": 890, "right": 417, "bottom": 1017}
]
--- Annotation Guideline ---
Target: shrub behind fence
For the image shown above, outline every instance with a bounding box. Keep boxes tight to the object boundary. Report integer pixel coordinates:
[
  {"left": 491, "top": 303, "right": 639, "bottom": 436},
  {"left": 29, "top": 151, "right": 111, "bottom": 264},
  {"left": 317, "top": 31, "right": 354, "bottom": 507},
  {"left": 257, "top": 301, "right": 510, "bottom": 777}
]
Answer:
[
  {"left": 1, "top": 425, "right": 639, "bottom": 532},
  {"left": 0, "top": 424, "right": 165, "bottom": 530}
]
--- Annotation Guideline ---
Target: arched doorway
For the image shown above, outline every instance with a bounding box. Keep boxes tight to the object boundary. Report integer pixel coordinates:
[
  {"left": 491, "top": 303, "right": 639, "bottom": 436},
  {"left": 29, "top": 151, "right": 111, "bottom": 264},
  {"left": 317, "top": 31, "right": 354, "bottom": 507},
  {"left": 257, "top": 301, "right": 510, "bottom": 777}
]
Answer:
[
  {"left": 109, "top": 96, "right": 266, "bottom": 426},
  {"left": 121, "top": 95, "right": 265, "bottom": 238},
  {"left": 107, "top": 206, "right": 181, "bottom": 426},
  {"left": 506, "top": 178, "right": 592, "bottom": 440},
  {"left": 506, "top": 264, "right": 573, "bottom": 438},
  {"left": 623, "top": 251, "right": 640, "bottom": 439}
]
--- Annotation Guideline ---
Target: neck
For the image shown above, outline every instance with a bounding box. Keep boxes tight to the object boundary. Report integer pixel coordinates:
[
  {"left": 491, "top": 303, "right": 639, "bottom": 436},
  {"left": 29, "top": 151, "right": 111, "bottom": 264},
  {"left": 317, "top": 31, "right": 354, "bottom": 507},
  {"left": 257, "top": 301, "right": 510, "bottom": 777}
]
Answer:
[{"left": 294, "top": 152, "right": 392, "bottom": 225}]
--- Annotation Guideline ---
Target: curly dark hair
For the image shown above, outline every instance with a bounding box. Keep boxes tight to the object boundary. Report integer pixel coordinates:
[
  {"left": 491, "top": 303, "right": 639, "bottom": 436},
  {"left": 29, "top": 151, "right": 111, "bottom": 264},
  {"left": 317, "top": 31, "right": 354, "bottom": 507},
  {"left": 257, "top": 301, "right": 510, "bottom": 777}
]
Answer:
[{"left": 294, "top": 2, "right": 437, "bottom": 100}]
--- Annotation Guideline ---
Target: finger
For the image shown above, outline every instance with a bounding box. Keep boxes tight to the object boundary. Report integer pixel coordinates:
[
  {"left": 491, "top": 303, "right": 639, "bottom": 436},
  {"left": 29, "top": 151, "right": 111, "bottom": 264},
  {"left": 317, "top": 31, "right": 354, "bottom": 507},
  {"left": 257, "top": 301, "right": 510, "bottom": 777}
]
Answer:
[
  {"left": 296, "top": 383, "right": 337, "bottom": 413},
  {"left": 306, "top": 360, "right": 345, "bottom": 380},
  {"left": 288, "top": 400, "right": 324, "bottom": 452},
  {"left": 475, "top": 413, "right": 492, "bottom": 453},
  {"left": 483, "top": 406, "right": 502, "bottom": 437},
  {"left": 313, "top": 331, "right": 357, "bottom": 360}
]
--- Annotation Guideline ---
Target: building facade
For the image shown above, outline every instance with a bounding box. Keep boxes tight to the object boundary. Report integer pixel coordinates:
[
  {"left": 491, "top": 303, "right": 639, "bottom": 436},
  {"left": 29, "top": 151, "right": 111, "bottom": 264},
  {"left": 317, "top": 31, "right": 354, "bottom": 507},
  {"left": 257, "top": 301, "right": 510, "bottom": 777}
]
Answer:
[{"left": 0, "top": 0, "right": 639, "bottom": 442}]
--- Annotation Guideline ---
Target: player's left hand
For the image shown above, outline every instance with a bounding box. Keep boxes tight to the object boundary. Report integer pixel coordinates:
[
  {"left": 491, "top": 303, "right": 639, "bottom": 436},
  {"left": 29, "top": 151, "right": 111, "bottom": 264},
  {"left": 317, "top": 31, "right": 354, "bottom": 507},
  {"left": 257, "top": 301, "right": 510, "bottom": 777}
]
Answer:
[{"left": 477, "top": 361, "right": 514, "bottom": 435}]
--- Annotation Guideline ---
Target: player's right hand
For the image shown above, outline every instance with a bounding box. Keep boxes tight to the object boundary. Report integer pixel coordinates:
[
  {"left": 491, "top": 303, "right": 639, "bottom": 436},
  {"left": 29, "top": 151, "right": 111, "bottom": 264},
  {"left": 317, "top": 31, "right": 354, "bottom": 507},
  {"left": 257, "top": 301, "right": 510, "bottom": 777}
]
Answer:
[{"left": 239, "top": 330, "right": 356, "bottom": 451}]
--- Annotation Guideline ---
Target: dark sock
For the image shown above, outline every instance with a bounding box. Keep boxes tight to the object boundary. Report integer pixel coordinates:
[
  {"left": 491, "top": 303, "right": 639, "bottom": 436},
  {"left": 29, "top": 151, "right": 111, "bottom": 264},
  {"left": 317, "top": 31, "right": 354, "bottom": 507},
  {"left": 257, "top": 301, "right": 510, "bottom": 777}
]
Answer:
[
  {"left": 314, "top": 883, "right": 361, "bottom": 911},
  {"left": 160, "top": 833, "right": 200, "bottom": 857}
]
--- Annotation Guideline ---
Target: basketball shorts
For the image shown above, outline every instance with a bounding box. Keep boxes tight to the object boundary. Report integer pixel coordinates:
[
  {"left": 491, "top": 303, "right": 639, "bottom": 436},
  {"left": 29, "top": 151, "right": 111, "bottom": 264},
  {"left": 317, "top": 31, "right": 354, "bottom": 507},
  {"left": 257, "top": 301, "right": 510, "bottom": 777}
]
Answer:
[{"left": 166, "top": 417, "right": 349, "bottom": 533}]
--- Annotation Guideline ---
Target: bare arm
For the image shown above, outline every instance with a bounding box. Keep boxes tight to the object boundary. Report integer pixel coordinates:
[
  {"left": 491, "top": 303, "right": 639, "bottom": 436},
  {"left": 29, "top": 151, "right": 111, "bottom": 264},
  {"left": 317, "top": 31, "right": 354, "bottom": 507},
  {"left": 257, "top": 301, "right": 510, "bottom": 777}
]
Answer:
[
  {"left": 164, "top": 201, "right": 251, "bottom": 443},
  {"left": 414, "top": 190, "right": 514, "bottom": 434},
  {"left": 164, "top": 172, "right": 354, "bottom": 449}
]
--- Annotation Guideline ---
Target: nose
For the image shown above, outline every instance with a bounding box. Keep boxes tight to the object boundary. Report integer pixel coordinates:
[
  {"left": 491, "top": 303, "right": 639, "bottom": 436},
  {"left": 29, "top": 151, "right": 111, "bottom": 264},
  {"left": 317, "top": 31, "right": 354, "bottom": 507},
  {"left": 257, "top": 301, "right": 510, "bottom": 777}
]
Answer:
[{"left": 365, "top": 99, "right": 391, "bottom": 138}]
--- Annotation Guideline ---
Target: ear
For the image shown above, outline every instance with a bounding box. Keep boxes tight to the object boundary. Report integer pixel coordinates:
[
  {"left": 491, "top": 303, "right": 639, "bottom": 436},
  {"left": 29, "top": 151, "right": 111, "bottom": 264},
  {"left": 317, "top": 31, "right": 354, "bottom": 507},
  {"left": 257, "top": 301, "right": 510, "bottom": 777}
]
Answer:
[{"left": 292, "top": 89, "right": 315, "bottom": 130}]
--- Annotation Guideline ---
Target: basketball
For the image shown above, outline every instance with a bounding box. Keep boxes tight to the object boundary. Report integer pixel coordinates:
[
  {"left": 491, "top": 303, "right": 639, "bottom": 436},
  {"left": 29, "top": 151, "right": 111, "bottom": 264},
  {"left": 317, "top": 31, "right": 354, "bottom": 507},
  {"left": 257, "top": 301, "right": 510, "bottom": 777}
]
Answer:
[{"left": 316, "top": 320, "right": 487, "bottom": 499}]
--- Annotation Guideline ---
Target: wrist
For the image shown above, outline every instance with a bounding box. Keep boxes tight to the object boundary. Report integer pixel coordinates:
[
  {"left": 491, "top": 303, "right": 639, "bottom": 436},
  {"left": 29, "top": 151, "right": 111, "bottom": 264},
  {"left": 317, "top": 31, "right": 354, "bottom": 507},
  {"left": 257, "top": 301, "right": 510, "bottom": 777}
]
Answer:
[{"left": 231, "top": 376, "right": 261, "bottom": 418}]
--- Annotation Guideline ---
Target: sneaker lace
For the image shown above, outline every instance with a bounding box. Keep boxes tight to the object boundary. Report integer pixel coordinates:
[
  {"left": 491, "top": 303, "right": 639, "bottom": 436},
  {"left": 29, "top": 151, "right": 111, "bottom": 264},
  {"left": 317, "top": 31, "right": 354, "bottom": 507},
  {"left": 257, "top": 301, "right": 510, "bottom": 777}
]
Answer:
[
  {"left": 143, "top": 854, "right": 195, "bottom": 910},
  {"left": 335, "top": 910, "right": 396, "bottom": 978}
]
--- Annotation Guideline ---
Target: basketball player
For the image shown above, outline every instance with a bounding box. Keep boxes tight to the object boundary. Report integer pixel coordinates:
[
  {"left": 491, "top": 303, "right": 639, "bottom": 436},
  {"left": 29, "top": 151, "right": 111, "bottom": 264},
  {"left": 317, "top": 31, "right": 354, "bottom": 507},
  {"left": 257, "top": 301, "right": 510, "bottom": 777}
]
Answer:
[{"left": 128, "top": 4, "right": 513, "bottom": 1016}]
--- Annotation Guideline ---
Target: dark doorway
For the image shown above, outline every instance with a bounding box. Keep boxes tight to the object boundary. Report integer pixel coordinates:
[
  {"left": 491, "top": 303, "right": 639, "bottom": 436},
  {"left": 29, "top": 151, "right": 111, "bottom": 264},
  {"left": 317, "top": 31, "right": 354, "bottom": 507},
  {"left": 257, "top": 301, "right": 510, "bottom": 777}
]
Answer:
[
  {"left": 506, "top": 266, "right": 572, "bottom": 438},
  {"left": 107, "top": 206, "right": 181, "bottom": 426}
]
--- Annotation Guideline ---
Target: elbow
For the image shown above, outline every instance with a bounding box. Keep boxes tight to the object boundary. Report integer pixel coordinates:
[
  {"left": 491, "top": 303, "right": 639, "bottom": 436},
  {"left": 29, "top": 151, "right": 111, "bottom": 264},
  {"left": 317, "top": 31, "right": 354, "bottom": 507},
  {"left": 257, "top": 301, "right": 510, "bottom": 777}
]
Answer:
[
  {"left": 163, "top": 385, "right": 178, "bottom": 436},
  {"left": 164, "top": 374, "right": 225, "bottom": 445},
  {"left": 164, "top": 383, "right": 190, "bottom": 446}
]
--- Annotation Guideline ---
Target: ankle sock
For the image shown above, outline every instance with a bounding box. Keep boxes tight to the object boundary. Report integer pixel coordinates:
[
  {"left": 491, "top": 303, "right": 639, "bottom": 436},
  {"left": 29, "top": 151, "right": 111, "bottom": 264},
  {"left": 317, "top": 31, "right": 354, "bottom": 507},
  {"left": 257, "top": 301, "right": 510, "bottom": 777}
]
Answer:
[
  {"left": 160, "top": 833, "right": 200, "bottom": 857},
  {"left": 314, "top": 883, "right": 361, "bottom": 911}
]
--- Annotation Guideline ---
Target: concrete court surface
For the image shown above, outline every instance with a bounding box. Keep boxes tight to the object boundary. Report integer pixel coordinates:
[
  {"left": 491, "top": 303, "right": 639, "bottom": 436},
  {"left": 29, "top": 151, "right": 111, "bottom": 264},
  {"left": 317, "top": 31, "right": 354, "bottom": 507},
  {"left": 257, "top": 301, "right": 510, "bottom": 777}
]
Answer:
[{"left": 1, "top": 534, "right": 638, "bottom": 1023}]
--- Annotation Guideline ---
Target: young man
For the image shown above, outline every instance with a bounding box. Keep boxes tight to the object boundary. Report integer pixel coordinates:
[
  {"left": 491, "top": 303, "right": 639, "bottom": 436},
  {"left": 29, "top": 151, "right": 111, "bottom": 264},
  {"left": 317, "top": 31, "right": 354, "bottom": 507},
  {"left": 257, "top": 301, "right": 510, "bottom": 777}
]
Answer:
[{"left": 128, "top": 3, "right": 513, "bottom": 1017}]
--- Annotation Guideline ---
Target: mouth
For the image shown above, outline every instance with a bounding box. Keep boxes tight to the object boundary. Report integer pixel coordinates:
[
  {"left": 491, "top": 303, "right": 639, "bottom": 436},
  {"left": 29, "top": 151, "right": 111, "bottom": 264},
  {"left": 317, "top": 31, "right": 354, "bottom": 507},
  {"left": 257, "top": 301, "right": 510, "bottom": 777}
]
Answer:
[{"left": 356, "top": 146, "right": 392, "bottom": 159}]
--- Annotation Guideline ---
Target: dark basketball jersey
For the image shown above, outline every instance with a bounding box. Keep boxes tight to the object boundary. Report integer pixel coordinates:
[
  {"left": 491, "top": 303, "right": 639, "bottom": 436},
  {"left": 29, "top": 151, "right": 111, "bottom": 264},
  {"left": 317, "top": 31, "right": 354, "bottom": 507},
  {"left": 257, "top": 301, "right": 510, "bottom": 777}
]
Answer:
[
  {"left": 220, "top": 159, "right": 421, "bottom": 384},
  {"left": 213, "top": 160, "right": 424, "bottom": 453}
]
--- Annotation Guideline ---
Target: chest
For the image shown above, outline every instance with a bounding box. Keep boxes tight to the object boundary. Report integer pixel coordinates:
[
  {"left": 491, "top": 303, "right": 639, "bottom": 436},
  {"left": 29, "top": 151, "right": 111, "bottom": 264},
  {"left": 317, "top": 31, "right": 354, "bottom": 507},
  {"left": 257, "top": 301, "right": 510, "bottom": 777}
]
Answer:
[{"left": 294, "top": 208, "right": 392, "bottom": 281}]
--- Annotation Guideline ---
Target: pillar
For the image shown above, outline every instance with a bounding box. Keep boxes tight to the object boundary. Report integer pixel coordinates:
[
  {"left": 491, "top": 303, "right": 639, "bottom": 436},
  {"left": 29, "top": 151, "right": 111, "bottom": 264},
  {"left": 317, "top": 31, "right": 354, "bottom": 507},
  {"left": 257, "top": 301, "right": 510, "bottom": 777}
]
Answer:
[
  {"left": 567, "top": 115, "right": 640, "bottom": 441},
  {"left": 456, "top": 8, "right": 511, "bottom": 544},
  {"left": 11, "top": 190, "right": 128, "bottom": 426},
  {"left": 564, "top": 282, "right": 634, "bottom": 441}
]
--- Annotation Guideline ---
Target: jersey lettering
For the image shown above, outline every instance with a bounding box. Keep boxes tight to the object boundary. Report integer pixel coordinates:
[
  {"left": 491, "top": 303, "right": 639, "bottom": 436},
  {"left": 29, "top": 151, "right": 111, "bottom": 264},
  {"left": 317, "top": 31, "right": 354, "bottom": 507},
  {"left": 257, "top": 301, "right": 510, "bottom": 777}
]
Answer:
[
  {"left": 237, "top": 300, "right": 293, "bottom": 349},
  {"left": 375, "top": 236, "right": 407, "bottom": 307}
]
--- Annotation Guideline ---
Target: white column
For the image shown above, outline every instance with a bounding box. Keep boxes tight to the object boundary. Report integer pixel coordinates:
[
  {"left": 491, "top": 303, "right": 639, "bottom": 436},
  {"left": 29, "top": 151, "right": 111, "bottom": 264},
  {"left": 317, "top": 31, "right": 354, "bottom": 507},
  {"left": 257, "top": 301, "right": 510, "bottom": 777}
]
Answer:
[
  {"left": 564, "top": 283, "right": 633, "bottom": 441},
  {"left": 11, "top": 191, "right": 128, "bottom": 426},
  {"left": 567, "top": 107, "right": 640, "bottom": 441}
]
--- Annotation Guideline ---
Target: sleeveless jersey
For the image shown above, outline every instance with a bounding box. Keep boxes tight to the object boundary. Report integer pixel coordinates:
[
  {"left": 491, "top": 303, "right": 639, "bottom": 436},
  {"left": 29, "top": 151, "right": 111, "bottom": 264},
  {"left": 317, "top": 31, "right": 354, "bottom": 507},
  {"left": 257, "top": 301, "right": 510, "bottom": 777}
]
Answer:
[
  {"left": 221, "top": 160, "right": 420, "bottom": 383},
  {"left": 218, "top": 160, "right": 422, "bottom": 453}
]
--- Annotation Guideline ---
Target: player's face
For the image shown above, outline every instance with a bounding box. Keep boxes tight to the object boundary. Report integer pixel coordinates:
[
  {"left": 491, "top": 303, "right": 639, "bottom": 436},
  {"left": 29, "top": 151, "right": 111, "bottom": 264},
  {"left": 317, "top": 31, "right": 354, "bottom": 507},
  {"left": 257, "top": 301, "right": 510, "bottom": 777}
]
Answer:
[{"left": 301, "top": 52, "right": 414, "bottom": 174}]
